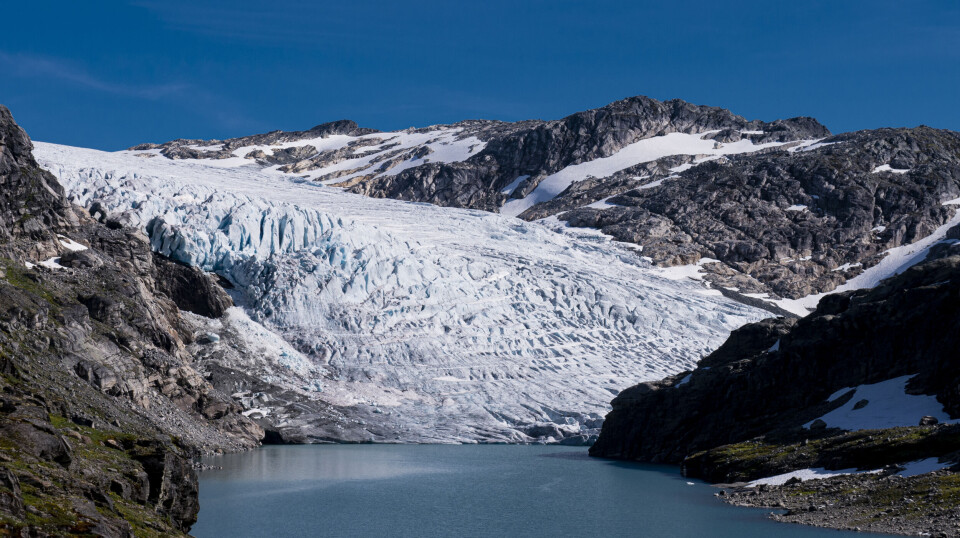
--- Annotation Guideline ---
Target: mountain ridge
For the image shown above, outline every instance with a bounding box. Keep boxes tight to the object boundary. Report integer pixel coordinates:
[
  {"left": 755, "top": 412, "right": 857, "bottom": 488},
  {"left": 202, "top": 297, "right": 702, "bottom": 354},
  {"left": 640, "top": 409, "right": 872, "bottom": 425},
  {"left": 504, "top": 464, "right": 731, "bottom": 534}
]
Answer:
[{"left": 120, "top": 95, "right": 960, "bottom": 315}]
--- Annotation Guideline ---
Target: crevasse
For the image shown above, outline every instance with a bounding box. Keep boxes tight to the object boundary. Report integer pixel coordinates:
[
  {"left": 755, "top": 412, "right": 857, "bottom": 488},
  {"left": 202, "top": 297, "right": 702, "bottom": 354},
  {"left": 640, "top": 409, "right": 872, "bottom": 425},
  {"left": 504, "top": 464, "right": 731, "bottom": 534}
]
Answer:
[{"left": 35, "top": 141, "right": 766, "bottom": 442}]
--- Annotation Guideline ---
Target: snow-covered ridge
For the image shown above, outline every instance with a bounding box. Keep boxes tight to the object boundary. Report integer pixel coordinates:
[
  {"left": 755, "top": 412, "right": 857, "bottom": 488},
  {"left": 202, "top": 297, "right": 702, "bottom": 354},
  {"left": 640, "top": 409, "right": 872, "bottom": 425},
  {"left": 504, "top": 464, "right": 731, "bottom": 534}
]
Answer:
[
  {"left": 136, "top": 127, "right": 485, "bottom": 186},
  {"left": 36, "top": 141, "right": 765, "bottom": 443}
]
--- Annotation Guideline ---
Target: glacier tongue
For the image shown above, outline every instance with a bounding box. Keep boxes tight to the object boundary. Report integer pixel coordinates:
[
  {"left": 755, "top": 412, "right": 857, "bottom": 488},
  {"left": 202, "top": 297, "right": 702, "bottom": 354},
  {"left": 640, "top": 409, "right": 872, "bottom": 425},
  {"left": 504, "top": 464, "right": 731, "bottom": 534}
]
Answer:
[{"left": 35, "top": 141, "right": 767, "bottom": 443}]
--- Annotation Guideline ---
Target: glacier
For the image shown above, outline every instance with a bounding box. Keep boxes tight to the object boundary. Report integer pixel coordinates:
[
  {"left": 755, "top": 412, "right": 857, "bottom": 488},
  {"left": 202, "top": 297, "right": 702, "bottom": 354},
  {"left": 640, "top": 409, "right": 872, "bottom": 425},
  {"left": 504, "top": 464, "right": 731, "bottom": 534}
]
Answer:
[{"left": 35, "top": 141, "right": 767, "bottom": 443}]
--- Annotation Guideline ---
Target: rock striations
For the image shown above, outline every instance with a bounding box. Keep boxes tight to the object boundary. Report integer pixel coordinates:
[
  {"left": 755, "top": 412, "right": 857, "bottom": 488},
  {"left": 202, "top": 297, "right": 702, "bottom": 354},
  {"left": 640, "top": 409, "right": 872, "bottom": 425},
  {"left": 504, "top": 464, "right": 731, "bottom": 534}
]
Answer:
[{"left": 0, "top": 106, "right": 263, "bottom": 536}]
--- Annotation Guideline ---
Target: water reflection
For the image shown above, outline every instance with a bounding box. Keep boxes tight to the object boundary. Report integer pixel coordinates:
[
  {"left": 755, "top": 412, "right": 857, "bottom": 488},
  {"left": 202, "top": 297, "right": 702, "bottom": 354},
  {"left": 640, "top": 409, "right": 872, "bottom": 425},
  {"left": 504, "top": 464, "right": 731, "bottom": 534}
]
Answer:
[{"left": 204, "top": 445, "right": 443, "bottom": 484}]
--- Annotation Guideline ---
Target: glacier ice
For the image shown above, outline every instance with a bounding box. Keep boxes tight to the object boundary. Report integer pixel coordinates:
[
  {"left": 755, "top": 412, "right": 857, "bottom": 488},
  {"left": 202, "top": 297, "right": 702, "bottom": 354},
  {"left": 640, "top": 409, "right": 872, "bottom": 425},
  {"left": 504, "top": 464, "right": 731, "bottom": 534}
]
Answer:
[{"left": 35, "top": 141, "right": 767, "bottom": 443}]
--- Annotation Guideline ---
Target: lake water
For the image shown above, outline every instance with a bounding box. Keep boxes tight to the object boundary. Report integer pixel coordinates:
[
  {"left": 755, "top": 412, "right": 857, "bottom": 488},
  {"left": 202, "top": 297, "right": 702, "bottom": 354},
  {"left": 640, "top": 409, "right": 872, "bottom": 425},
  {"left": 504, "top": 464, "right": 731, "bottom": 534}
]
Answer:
[{"left": 194, "top": 445, "right": 863, "bottom": 537}]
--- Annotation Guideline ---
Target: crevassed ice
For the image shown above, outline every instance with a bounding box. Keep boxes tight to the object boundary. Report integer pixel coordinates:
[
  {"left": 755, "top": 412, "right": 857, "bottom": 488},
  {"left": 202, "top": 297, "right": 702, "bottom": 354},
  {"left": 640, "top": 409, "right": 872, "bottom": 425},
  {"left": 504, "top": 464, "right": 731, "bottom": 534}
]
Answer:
[{"left": 35, "top": 141, "right": 766, "bottom": 442}]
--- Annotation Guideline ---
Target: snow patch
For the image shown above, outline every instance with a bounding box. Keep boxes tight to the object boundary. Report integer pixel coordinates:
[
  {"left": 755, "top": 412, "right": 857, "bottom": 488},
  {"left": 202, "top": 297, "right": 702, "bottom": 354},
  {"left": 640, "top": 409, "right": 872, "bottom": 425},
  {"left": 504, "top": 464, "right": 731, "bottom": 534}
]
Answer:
[
  {"left": 899, "top": 458, "right": 951, "bottom": 477},
  {"left": 748, "top": 467, "right": 880, "bottom": 487},
  {"left": 804, "top": 375, "right": 954, "bottom": 431},
  {"left": 872, "top": 164, "right": 910, "bottom": 174},
  {"left": 748, "top": 458, "right": 952, "bottom": 487},
  {"left": 501, "top": 132, "right": 812, "bottom": 217},
  {"left": 57, "top": 235, "right": 88, "bottom": 252},
  {"left": 501, "top": 175, "right": 529, "bottom": 195},
  {"left": 39, "top": 257, "right": 64, "bottom": 270}
]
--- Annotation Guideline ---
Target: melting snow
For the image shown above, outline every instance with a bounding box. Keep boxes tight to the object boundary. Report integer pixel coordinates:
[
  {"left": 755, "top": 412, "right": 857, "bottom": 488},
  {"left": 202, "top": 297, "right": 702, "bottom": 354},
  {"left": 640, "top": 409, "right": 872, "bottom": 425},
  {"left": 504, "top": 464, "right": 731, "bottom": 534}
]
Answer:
[
  {"left": 794, "top": 140, "right": 837, "bottom": 152},
  {"left": 655, "top": 257, "right": 721, "bottom": 281},
  {"left": 748, "top": 467, "right": 881, "bottom": 487},
  {"left": 832, "top": 262, "right": 862, "bottom": 272}
]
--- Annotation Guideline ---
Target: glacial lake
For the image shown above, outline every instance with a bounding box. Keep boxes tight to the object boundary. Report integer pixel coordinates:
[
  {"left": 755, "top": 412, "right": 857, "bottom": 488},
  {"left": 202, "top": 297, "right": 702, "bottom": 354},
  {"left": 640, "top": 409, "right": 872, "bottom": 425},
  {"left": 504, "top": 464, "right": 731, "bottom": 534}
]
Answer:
[{"left": 194, "top": 445, "right": 865, "bottom": 537}]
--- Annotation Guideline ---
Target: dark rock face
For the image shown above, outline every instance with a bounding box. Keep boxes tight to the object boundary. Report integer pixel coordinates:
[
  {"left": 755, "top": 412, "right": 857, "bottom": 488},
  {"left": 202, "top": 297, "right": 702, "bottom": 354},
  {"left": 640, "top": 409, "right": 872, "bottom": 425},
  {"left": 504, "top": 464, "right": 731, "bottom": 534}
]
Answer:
[
  {"left": 590, "top": 254, "right": 960, "bottom": 464},
  {"left": 0, "top": 105, "right": 263, "bottom": 535},
  {"left": 152, "top": 252, "right": 233, "bottom": 318},
  {"left": 0, "top": 422, "right": 73, "bottom": 467},
  {"left": 347, "top": 97, "right": 828, "bottom": 212},
  {"left": 556, "top": 127, "right": 960, "bottom": 300},
  {"left": 0, "top": 105, "right": 80, "bottom": 259},
  {"left": 128, "top": 439, "right": 200, "bottom": 531}
]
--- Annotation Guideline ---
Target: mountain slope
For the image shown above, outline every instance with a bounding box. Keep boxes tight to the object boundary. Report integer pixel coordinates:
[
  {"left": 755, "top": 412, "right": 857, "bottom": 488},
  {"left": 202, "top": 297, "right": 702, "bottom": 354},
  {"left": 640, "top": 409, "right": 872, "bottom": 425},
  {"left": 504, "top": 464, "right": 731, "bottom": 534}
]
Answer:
[{"left": 0, "top": 106, "right": 263, "bottom": 535}]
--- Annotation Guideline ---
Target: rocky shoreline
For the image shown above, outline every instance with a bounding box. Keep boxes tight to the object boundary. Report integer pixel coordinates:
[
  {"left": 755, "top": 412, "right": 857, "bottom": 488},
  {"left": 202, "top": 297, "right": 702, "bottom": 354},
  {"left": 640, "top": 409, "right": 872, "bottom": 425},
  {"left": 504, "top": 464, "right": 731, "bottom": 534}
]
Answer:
[
  {"left": 591, "top": 241, "right": 960, "bottom": 535},
  {"left": 717, "top": 470, "right": 960, "bottom": 537}
]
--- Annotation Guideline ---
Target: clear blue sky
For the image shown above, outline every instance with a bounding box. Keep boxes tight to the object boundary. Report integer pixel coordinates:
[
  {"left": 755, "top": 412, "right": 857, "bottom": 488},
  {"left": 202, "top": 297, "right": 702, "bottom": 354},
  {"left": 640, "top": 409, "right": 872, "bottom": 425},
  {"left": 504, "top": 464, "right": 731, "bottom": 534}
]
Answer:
[{"left": 2, "top": 1, "right": 958, "bottom": 150}]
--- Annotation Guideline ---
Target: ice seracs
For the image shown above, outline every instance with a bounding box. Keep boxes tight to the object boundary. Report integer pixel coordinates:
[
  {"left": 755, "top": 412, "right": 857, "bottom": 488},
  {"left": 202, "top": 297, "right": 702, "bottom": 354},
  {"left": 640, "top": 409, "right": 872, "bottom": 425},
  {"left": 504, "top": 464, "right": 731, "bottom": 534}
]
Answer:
[{"left": 35, "top": 140, "right": 766, "bottom": 443}]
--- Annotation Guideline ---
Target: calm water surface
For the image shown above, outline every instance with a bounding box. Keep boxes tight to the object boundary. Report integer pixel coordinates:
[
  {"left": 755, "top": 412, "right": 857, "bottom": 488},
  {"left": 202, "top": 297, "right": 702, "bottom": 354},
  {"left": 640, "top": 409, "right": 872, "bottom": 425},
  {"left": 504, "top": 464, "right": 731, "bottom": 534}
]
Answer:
[{"left": 194, "top": 445, "right": 866, "bottom": 537}]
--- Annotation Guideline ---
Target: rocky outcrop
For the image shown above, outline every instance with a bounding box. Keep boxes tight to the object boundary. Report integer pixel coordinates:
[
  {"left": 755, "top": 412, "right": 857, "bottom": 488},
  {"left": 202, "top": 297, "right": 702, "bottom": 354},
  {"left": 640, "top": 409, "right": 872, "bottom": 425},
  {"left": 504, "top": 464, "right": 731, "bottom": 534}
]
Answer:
[
  {"left": 590, "top": 254, "right": 960, "bottom": 464},
  {"left": 347, "top": 97, "right": 827, "bottom": 211},
  {"left": 557, "top": 127, "right": 960, "bottom": 300},
  {"left": 590, "top": 252, "right": 960, "bottom": 535},
  {"left": 131, "top": 119, "right": 378, "bottom": 161},
  {"left": 152, "top": 253, "right": 233, "bottom": 318},
  {"left": 0, "top": 105, "right": 81, "bottom": 260},
  {"left": 0, "top": 105, "right": 264, "bottom": 535}
]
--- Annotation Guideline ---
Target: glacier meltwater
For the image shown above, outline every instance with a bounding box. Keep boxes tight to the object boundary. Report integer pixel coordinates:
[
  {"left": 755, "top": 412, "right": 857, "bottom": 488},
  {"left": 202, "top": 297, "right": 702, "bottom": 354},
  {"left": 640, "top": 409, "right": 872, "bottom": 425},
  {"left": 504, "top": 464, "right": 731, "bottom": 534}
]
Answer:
[{"left": 34, "top": 141, "right": 766, "bottom": 443}]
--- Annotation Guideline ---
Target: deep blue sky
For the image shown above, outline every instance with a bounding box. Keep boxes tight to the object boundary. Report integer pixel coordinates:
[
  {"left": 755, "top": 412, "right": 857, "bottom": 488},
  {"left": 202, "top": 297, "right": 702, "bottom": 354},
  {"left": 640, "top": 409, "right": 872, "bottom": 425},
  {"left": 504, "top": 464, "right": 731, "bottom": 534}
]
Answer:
[{"left": 2, "top": 1, "right": 958, "bottom": 150}]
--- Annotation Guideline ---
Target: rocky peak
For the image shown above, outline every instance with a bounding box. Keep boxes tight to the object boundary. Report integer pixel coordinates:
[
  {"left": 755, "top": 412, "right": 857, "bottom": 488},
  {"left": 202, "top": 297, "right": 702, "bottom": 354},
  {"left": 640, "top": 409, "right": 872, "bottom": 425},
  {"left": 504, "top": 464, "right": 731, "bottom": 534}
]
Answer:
[
  {"left": 0, "top": 106, "right": 80, "bottom": 252},
  {"left": 307, "top": 119, "right": 378, "bottom": 137}
]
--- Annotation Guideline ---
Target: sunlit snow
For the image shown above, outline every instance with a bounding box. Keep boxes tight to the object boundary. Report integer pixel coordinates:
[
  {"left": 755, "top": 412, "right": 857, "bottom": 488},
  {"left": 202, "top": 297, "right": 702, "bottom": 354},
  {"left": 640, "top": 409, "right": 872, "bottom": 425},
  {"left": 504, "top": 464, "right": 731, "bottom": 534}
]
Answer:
[
  {"left": 804, "top": 375, "right": 954, "bottom": 431},
  {"left": 501, "top": 132, "right": 807, "bottom": 217}
]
